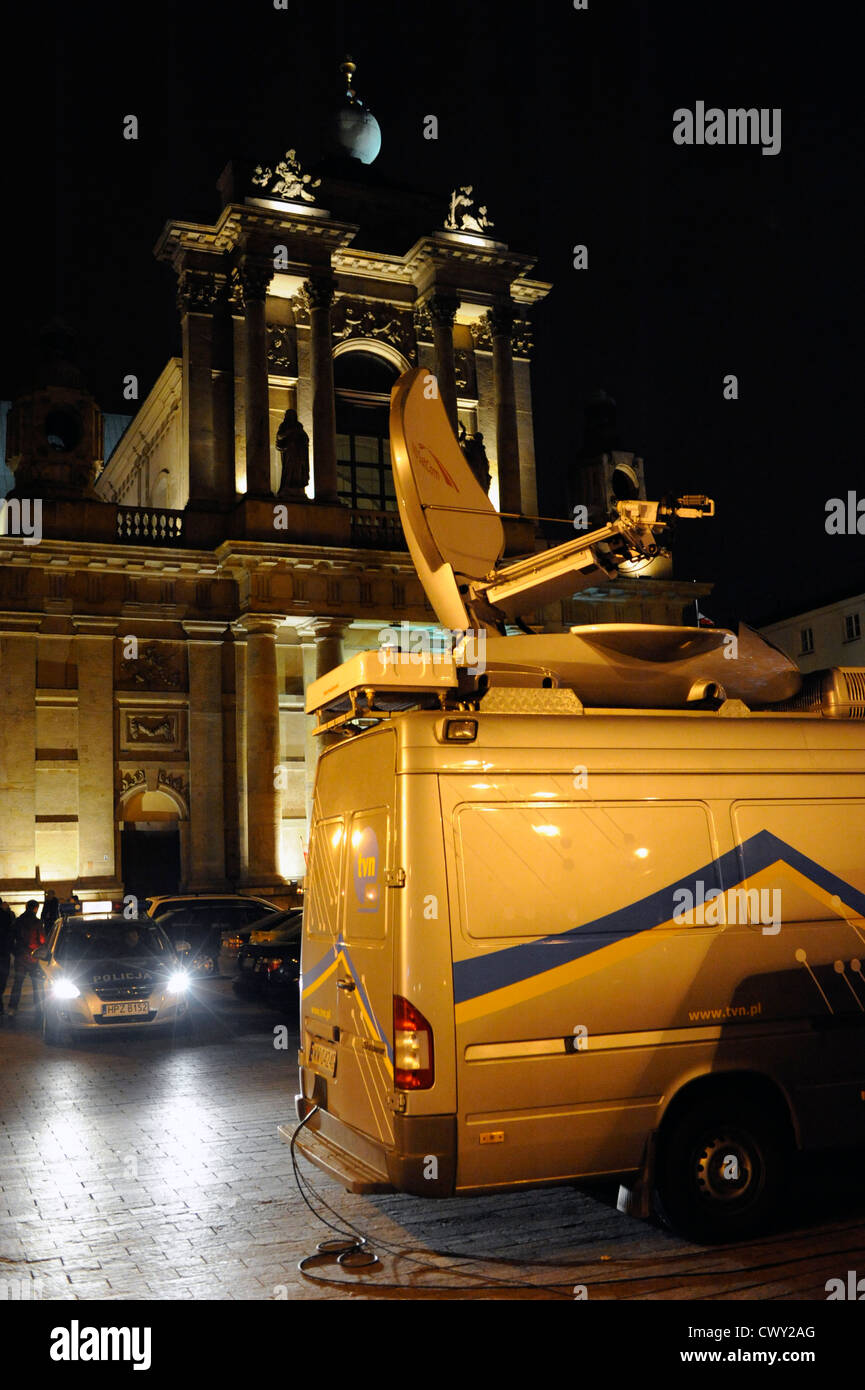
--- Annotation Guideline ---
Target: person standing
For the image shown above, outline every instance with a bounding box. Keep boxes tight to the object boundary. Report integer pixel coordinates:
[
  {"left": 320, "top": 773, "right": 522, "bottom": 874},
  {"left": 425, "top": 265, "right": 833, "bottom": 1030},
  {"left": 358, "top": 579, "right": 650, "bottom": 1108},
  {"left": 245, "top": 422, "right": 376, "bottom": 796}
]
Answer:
[
  {"left": 0, "top": 897, "right": 16, "bottom": 1018},
  {"left": 7, "top": 901, "right": 45, "bottom": 1019},
  {"left": 41, "top": 889, "right": 60, "bottom": 934}
]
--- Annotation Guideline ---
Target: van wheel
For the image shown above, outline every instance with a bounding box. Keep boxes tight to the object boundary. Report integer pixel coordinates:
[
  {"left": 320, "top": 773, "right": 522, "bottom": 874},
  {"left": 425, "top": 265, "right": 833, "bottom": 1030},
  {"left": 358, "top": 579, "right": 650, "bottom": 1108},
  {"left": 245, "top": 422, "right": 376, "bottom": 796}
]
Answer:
[{"left": 654, "top": 1096, "right": 788, "bottom": 1242}]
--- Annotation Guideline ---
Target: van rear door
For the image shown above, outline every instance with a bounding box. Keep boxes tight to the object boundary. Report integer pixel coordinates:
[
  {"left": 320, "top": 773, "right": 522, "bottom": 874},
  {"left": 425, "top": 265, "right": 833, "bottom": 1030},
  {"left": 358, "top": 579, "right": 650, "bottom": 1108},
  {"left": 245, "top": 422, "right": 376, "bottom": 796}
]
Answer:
[{"left": 301, "top": 731, "right": 396, "bottom": 1149}]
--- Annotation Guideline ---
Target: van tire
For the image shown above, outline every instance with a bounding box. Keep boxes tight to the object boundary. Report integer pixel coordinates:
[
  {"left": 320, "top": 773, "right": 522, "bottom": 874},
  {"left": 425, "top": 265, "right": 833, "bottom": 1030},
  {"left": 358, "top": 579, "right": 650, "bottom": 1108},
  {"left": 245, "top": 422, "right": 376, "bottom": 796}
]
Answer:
[{"left": 653, "top": 1095, "right": 788, "bottom": 1243}]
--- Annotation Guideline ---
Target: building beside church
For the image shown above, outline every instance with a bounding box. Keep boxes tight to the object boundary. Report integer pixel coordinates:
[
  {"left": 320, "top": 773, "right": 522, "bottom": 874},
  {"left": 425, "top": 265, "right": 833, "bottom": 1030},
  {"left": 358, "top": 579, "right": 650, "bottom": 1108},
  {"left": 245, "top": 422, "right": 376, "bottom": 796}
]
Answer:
[
  {"left": 0, "top": 61, "right": 707, "bottom": 910},
  {"left": 760, "top": 592, "right": 865, "bottom": 673}
]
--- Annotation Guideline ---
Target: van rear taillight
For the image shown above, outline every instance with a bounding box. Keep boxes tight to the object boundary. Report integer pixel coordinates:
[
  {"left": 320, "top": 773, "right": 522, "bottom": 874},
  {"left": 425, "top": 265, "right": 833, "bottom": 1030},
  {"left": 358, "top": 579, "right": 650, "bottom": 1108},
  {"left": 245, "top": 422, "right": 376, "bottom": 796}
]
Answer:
[{"left": 393, "top": 995, "right": 434, "bottom": 1089}]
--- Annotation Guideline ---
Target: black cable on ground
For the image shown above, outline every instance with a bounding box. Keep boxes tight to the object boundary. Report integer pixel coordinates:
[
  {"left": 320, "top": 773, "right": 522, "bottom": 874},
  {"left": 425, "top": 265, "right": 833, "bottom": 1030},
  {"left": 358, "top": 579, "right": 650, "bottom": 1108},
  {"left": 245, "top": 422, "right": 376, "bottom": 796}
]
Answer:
[{"left": 289, "top": 1111, "right": 582, "bottom": 1296}]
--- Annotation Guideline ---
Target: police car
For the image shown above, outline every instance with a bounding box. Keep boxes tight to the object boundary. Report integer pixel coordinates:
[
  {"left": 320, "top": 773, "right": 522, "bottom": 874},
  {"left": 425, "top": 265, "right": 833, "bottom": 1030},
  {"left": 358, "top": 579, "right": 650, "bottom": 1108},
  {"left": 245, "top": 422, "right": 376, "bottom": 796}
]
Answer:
[{"left": 36, "top": 915, "right": 189, "bottom": 1044}]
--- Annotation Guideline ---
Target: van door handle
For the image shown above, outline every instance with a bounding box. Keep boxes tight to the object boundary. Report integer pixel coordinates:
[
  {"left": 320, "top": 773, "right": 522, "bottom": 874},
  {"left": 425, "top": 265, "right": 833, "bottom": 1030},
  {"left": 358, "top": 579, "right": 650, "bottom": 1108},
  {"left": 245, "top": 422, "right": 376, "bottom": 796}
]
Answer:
[{"left": 337, "top": 977, "right": 356, "bottom": 993}]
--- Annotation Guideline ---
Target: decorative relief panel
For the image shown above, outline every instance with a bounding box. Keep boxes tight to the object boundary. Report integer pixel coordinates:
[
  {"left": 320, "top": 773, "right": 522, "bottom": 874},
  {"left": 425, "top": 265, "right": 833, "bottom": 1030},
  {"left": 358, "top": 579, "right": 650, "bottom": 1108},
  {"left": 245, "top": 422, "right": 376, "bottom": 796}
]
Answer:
[
  {"left": 120, "top": 709, "right": 184, "bottom": 756},
  {"left": 158, "top": 768, "right": 188, "bottom": 802},
  {"left": 470, "top": 314, "right": 533, "bottom": 357},
  {"left": 126, "top": 714, "right": 177, "bottom": 745},
  {"left": 332, "top": 298, "right": 416, "bottom": 362},
  {"left": 117, "top": 642, "right": 185, "bottom": 691}
]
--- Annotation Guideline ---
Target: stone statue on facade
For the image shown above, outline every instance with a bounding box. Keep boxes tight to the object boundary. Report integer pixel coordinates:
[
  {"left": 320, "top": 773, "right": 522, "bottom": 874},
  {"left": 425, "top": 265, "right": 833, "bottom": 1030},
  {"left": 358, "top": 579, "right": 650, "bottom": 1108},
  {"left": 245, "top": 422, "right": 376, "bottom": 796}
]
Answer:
[
  {"left": 445, "top": 185, "right": 495, "bottom": 235},
  {"left": 251, "top": 149, "right": 321, "bottom": 203},
  {"left": 276, "top": 409, "right": 310, "bottom": 498},
  {"left": 459, "top": 423, "right": 491, "bottom": 494}
]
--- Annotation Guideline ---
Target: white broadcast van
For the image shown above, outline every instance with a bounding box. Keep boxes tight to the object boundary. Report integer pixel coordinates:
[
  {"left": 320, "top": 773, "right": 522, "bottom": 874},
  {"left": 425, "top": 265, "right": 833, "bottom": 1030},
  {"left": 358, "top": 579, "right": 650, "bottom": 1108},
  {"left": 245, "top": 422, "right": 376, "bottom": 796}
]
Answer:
[{"left": 284, "top": 367, "right": 865, "bottom": 1241}]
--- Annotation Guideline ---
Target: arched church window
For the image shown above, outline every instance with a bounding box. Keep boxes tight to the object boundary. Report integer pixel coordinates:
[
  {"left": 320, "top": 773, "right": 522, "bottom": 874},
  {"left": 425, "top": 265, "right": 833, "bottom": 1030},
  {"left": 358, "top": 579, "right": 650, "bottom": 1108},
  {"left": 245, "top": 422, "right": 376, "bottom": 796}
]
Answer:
[{"left": 333, "top": 349, "right": 400, "bottom": 511}]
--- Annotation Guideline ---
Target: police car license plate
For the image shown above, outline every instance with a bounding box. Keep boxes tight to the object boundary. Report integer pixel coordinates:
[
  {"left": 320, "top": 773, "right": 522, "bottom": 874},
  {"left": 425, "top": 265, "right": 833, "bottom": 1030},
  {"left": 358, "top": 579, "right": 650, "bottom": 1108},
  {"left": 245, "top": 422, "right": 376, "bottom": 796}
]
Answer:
[
  {"left": 309, "top": 1040, "right": 337, "bottom": 1077},
  {"left": 103, "top": 1001, "right": 150, "bottom": 1018}
]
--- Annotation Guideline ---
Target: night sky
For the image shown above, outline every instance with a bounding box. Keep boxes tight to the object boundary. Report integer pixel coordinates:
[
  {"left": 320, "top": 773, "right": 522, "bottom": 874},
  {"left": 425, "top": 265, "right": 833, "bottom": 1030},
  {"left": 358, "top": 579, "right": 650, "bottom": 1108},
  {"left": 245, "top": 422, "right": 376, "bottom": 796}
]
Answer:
[{"left": 3, "top": 0, "right": 862, "bottom": 627}]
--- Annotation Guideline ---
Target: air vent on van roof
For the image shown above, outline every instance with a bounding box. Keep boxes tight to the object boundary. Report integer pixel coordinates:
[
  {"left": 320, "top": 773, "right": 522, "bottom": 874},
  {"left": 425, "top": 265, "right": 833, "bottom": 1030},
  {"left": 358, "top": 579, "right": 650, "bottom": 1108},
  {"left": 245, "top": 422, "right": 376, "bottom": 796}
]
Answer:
[{"left": 764, "top": 668, "right": 865, "bottom": 718}]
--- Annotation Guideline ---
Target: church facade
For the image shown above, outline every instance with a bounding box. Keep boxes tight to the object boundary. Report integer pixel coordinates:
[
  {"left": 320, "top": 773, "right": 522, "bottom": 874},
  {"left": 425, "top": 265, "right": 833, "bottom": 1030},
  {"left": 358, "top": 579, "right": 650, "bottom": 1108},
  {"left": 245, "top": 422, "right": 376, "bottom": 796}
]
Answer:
[
  {"left": 0, "top": 132, "right": 555, "bottom": 907},
  {"left": 0, "top": 73, "right": 707, "bottom": 910}
]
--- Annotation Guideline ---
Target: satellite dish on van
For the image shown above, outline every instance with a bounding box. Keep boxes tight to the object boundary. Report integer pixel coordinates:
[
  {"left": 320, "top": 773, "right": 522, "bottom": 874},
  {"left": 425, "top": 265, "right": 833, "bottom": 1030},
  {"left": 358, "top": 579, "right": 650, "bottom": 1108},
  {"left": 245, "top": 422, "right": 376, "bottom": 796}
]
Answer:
[
  {"left": 390, "top": 367, "right": 717, "bottom": 634},
  {"left": 381, "top": 366, "right": 803, "bottom": 712},
  {"left": 389, "top": 367, "right": 504, "bottom": 630}
]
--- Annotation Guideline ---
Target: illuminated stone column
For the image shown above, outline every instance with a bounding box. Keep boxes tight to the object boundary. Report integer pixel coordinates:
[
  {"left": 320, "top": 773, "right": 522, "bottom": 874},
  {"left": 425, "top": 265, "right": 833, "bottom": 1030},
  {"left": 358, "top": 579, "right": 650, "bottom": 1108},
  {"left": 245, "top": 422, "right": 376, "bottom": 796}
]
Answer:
[
  {"left": 428, "top": 292, "right": 460, "bottom": 434},
  {"left": 239, "top": 259, "right": 274, "bottom": 499},
  {"left": 232, "top": 631, "right": 249, "bottom": 880},
  {"left": 228, "top": 278, "right": 248, "bottom": 495},
  {"left": 300, "top": 619, "right": 349, "bottom": 825},
  {"left": 184, "top": 622, "right": 229, "bottom": 889},
  {"left": 177, "top": 267, "right": 224, "bottom": 506},
  {"left": 300, "top": 637, "right": 318, "bottom": 828},
  {"left": 243, "top": 616, "right": 282, "bottom": 885},
  {"left": 313, "top": 617, "right": 347, "bottom": 681},
  {"left": 0, "top": 621, "right": 38, "bottom": 882},
  {"left": 74, "top": 620, "right": 118, "bottom": 885},
  {"left": 304, "top": 274, "right": 339, "bottom": 504},
  {"left": 489, "top": 302, "right": 522, "bottom": 517}
]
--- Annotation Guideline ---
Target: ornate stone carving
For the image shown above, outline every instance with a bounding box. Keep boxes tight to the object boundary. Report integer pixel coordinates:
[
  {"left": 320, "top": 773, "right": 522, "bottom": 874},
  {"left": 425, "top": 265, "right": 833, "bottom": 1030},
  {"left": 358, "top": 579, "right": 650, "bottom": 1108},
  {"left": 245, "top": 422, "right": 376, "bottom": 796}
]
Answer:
[
  {"left": 304, "top": 275, "right": 337, "bottom": 311},
  {"left": 331, "top": 298, "right": 416, "bottom": 360},
  {"left": 118, "top": 642, "right": 182, "bottom": 690},
  {"left": 267, "top": 324, "right": 297, "bottom": 374},
  {"left": 470, "top": 314, "right": 532, "bottom": 356},
  {"left": 126, "top": 714, "right": 177, "bottom": 744},
  {"left": 444, "top": 186, "right": 495, "bottom": 235},
  {"left": 251, "top": 149, "right": 321, "bottom": 203},
  {"left": 427, "top": 293, "right": 459, "bottom": 328},
  {"left": 176, "top": 269, "right": 220, "bottom": 314},
  {"left": 157, "top": 768, "right": 188, "bottom": 800},
  {"left": 226, "top": 270, "right": 245, "bottom": 316},
  {"left": 237, "top": 260, "right": 273, "bottom": 304},
  {"left": 510, "top": 318, "right": 534, "bottom": 358},
  {"left": 487, "top": 303, "right": 516, "bottom": 337},
  {"left": 121, "top": 768, "right": 146, "bottom": 794},
  {"left": 275, "top": 410, "right": 310, "bottom": 498},
  {"left": 413, "top": 302, "right": 433, "bottom": 343},
  {"left": 288, "top": 289, "right": 310, "bottom": 327}
]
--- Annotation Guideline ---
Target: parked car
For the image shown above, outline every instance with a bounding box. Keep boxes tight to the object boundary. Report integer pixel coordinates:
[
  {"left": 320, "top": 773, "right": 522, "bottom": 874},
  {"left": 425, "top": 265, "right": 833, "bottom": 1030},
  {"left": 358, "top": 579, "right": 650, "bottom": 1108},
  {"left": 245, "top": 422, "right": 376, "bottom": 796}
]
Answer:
[
  {"left": 233, "top": 910, "right": 302, "bottom": 1001},
  {"left": 36, "top": 915, "right": 189, "bottom": 1044},
  {"left": 145, "top": 895, "right": 279, "bottom": 977}
]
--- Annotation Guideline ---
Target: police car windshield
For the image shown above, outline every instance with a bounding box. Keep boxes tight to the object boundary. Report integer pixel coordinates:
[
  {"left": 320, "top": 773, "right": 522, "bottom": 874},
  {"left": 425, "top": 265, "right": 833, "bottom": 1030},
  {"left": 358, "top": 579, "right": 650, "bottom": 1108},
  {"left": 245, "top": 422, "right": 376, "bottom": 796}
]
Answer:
[{"left": 56, "top": 921, "right": 171, "bottom": 964}]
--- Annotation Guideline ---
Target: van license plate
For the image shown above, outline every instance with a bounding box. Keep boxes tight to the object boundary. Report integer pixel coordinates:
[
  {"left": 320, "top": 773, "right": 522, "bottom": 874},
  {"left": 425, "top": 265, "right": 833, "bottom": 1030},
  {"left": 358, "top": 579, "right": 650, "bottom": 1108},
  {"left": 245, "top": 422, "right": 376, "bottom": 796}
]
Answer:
[
  {"left": 103, "top": 1001, "right": 150, "bottom": 1017},
  {"left": 309, "top": 1040, "right": 337, "bottom": 1077}
]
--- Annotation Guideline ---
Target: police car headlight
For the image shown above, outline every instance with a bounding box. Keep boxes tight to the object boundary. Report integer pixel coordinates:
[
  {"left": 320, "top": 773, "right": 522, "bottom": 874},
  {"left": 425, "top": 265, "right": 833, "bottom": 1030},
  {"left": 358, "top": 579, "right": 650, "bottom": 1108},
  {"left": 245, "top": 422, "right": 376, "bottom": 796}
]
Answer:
[
  {"left": 52, "top": 978, "right": 80, "bottom": 1000},
  {"left": 167, "top": 971, "right": 189, "bottom": 994}
]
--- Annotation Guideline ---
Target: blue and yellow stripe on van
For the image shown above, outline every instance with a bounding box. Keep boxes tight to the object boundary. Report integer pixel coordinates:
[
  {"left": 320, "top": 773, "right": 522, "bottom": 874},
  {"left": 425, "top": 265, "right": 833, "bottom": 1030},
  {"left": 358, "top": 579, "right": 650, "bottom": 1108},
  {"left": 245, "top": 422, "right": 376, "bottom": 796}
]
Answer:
[
  {"left": 301, "top": 940, "right": 394, "bottom": 1065},
  {"left": 452, "top": 830, "right": 865, "bottom": 1023}
]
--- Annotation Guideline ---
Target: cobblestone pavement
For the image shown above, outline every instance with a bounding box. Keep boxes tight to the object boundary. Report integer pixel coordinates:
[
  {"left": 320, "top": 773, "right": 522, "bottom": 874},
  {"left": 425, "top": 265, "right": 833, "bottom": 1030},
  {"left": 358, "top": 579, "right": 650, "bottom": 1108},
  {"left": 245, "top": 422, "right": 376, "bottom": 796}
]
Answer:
[{"left": 1, "top": 979, "right": 863, "bottom": 1301}]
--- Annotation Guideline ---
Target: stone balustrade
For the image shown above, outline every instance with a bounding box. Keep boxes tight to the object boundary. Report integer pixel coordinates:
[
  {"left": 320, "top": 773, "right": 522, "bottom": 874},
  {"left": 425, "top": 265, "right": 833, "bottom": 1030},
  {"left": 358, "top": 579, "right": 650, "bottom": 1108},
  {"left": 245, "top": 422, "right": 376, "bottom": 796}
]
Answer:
[{"left": 116, "top": 507, "right": 185, "bottom": 544}]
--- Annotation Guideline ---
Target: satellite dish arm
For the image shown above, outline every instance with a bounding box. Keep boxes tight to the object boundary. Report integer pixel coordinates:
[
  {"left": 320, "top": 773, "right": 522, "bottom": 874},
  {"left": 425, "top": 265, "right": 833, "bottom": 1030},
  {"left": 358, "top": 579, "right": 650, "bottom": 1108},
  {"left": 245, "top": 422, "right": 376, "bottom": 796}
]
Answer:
[{"left": 462, "top": 495, "right": 715, "bottom": 629}]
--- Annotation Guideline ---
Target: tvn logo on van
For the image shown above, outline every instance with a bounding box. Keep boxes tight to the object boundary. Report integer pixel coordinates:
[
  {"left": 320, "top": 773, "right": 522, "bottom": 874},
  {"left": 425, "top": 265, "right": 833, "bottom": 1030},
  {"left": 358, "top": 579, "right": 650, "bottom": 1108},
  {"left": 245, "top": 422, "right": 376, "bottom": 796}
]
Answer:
[{"left": 353, "top": 826, "right": 380, "bottom": 913}]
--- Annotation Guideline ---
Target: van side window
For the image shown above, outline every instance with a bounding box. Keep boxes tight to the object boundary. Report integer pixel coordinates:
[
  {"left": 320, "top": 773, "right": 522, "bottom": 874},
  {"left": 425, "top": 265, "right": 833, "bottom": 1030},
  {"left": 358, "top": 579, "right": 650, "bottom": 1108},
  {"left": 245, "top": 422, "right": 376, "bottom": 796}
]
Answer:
[
  {"left": 344, "top": 808, "right": 389, "bottom": 942},
  {"left": 455, "top": 802, "right": 718, "bottom": 940},
  {"left": 732, "top": 800, "right": 865, "bottom": 923},
  {"left": 306, "top": 816, "right": 345, "bottom": 938}
]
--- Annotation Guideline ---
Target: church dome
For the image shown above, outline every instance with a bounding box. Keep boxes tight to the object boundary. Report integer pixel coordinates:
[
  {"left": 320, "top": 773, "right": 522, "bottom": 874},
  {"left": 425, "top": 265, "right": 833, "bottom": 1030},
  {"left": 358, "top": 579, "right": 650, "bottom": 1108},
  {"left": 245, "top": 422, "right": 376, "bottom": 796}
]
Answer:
[{"left": 330, "top": 57, "right": 381, "bottom": 165}]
